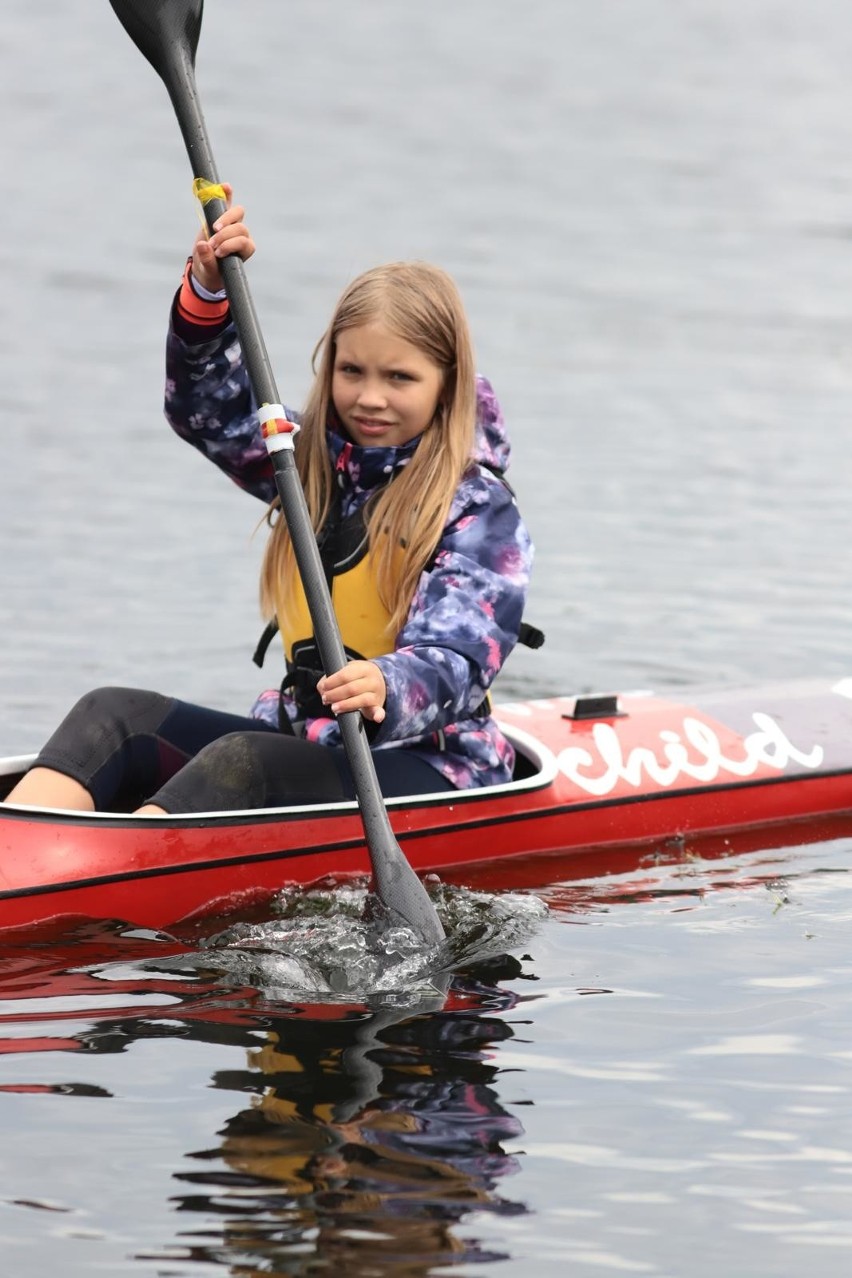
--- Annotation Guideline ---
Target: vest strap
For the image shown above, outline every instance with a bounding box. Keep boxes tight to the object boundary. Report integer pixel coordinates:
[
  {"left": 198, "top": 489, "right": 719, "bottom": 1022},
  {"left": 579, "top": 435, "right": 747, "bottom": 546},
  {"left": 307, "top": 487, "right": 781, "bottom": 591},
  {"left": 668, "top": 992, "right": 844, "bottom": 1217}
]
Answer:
[
  {"left": 518, "top": 621, "right": 545, "bottom": 650},
  {"left": 253, "top": 618, "right": 279, "bottom": 668}
]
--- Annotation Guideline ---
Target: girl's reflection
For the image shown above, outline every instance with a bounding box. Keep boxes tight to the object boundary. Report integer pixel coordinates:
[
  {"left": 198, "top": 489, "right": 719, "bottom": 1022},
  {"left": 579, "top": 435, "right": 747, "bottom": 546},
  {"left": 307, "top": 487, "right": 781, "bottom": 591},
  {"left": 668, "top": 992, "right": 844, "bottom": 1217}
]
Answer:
[{"left": 174, "top": 958, "right": 530, "bottom": 1271}]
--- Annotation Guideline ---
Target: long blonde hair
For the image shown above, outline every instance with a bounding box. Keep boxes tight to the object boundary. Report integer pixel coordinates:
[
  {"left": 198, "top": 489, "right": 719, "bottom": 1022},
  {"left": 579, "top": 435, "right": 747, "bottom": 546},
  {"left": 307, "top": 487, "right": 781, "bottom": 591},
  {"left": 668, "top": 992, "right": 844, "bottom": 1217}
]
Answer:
[{"left": 259, "top": 262, "right": 477, "bottom": 638}]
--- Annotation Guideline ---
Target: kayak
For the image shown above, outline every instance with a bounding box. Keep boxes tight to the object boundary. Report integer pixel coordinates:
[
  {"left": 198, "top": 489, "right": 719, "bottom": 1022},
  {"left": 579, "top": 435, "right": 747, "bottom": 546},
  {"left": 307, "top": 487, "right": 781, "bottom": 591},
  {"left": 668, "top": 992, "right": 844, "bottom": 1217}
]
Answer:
[{"left": 2, "top": 675, "right": 852, "bottom": 935}]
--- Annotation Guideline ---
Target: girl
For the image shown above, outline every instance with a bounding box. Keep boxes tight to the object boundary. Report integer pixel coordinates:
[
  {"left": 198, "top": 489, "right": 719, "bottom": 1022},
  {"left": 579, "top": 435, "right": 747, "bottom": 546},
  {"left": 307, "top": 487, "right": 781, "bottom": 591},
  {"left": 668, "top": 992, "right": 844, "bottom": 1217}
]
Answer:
[{"left": 5, "top": 194, "right": 533, "bottom": 815}]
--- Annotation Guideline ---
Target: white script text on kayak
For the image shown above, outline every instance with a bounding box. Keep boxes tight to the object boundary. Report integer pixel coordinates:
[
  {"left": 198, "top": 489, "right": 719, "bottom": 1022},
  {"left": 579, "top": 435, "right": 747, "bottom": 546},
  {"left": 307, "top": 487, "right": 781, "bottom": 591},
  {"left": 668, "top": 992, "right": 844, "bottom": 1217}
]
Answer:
[{"left": 557, "top": 713, "right": 824, "bottom": 797}]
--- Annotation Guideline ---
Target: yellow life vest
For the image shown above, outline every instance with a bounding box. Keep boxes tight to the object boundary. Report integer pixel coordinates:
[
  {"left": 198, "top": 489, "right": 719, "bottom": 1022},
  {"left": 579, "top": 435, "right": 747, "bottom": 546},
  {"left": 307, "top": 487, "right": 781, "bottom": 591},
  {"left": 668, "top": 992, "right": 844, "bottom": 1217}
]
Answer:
[
  {"left": 250, "top": 476, "right": 544, "bottom": 725},
  {"left": 277, "top": 532, "right": 405, "bottom": 664},
  {"left": 263, "top": 499, "right": 406, "bottom": 720}
]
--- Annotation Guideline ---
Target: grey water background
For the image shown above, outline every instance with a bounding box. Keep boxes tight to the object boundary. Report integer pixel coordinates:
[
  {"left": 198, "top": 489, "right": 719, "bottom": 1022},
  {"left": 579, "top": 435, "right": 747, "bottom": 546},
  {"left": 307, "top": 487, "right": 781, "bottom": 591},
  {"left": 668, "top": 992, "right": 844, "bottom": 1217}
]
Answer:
[{"left": 2, "top": 1, "right": 852, "bottom": 1274}]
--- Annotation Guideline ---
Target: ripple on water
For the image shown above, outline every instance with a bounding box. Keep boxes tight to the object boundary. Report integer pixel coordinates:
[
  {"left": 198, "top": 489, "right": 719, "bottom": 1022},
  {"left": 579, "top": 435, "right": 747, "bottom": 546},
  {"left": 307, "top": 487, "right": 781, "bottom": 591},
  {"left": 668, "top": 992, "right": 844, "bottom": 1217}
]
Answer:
[{"left": 143, "top": 881, "right": 549, "bottom": 1006}]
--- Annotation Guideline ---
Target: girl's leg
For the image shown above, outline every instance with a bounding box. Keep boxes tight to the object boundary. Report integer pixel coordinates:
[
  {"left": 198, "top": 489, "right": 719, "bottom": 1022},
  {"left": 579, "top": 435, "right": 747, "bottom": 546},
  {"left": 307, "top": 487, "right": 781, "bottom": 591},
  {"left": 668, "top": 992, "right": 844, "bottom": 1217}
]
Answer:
[
  {"left": 6, "top": 769, "right": 95, "bottom": 811},
  {"left": 148, "top": 735, "right": 454, "bottom": 814},
  {"left": 365, "top": 751, "right": 455, "bottom": 798},
  {"left": 149, "top": 731, "right": 348, "bottom": 813},
  {"left": 7, "top": 684, "right": 455, "bottom": 815},
  {"left": 5, "top": 686, "right": 279, "bottom": 812}
]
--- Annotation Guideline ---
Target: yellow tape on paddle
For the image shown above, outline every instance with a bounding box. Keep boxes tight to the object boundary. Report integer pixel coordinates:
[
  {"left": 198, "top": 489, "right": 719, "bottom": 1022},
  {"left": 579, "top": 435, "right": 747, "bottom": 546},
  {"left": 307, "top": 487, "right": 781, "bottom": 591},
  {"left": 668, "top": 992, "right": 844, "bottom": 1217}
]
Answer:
[{"left": 192, "top": 178, "right": 228, "bottom": 233}]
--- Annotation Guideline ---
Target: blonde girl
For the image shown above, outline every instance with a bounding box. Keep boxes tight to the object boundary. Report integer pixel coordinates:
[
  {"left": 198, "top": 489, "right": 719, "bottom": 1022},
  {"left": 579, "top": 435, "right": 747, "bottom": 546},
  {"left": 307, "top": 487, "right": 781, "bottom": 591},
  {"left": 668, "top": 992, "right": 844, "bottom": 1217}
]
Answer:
[{"left": 6, "top": 196, "right": 533, "bottom": 815}]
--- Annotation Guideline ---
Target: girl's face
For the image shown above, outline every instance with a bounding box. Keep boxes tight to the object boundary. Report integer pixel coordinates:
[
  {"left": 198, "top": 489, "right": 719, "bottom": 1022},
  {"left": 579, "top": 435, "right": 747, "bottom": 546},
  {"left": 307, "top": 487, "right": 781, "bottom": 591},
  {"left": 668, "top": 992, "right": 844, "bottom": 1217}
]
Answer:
[{"left": 331, "top": 321, "right": 444, "bottom": 449}]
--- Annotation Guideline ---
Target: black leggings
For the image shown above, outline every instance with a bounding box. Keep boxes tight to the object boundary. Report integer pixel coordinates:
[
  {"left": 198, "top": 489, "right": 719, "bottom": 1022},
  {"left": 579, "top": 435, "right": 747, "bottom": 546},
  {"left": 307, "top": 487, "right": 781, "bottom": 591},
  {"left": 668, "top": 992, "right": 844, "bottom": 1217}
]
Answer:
[{"left": 33, "top": 686, "right": 454, "bottom": 813}]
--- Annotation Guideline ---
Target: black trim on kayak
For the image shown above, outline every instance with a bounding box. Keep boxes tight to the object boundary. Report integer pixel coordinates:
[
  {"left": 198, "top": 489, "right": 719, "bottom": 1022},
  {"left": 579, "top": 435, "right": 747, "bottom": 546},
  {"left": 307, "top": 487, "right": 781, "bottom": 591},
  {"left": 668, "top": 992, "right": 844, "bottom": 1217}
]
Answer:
[
  {"left": 0, "top": 832, "right": 367, "bottom": 901},
  {"left": 1, "top": 766, "right": 851, "bottom": 902}
]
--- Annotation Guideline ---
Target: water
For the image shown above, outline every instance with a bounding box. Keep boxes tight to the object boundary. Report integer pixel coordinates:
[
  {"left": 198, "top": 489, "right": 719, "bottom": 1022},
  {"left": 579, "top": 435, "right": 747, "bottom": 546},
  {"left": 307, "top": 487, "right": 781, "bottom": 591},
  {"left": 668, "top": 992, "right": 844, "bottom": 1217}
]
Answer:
[{"left": 2, "top": 0, "right": 852, "bottom": 1273}]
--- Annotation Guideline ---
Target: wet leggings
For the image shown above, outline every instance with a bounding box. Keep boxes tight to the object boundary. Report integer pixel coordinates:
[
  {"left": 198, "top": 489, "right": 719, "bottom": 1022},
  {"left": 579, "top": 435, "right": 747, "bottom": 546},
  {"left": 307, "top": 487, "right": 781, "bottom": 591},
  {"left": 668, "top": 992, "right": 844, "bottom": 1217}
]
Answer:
[{"left": 32, "top": 686, "right": 455, "bottom": 814}]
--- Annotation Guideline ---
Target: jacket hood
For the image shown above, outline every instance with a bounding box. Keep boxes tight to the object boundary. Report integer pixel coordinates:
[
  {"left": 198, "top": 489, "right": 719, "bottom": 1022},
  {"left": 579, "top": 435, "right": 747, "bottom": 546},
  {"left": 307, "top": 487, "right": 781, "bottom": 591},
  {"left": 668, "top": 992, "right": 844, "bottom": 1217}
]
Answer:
[{"left": 473, "top": 374, "right": 511, "bottom": 475}]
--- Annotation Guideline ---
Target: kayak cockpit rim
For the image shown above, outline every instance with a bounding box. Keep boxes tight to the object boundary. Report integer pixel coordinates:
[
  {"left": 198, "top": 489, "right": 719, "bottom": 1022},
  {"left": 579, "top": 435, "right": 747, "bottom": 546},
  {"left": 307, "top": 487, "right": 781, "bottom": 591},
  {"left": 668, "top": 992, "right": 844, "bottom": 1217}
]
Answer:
[
  {"left": 0, "top": 755, "right": 36, "bottom": 778},
  {"left": 0, "top": 721, "right": 558, "bottom": 823}
]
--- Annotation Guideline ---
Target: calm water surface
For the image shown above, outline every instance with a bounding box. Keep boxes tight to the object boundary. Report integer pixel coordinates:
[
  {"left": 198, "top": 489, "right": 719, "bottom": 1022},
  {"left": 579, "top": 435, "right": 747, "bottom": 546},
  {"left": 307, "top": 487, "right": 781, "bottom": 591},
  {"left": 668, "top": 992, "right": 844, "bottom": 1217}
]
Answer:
[{"left": 2, "top": 1, "right": 852, "bottom": 1274}]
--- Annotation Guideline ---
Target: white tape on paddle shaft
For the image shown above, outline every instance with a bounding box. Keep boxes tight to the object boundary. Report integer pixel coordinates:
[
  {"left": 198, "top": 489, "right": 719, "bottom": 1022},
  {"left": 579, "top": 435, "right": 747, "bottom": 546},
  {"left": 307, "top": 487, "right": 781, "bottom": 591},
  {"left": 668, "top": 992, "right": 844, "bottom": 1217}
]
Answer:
[{"left": 258, "top": 403, "right": 300, "bottom": 452}]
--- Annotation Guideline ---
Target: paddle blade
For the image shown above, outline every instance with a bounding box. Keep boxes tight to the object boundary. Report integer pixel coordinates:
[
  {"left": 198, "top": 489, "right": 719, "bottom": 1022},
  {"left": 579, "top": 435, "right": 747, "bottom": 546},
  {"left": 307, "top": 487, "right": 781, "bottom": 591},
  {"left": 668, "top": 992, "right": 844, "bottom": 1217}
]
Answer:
[
  {"left": 109, "top": 0, "right": 202, "bottom": 80},
  {"left": 373, "top": 850, "right": 446, "bottom": 947},
  {"left": 110, "top": 0, "right": 218, "bottom": 183}
]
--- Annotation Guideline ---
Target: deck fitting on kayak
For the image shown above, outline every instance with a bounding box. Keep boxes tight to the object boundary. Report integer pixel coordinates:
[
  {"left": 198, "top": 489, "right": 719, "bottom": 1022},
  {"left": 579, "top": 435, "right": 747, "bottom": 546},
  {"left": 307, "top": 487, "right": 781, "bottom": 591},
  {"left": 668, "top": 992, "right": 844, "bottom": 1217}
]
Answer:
[{"left": 563, "top": 693, "right": 625, "bottom": 721}]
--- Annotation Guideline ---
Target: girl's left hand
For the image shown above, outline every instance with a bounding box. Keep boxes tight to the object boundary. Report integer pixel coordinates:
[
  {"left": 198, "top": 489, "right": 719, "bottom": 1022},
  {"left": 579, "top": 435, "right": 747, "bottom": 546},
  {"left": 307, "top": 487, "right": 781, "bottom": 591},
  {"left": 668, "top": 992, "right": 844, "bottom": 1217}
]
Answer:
[
  {"left": 318, "top": 661, "right": 387, "bottom": 724},
  {"left": 190, "top": 183, "right": 256, "bottom": 293}
]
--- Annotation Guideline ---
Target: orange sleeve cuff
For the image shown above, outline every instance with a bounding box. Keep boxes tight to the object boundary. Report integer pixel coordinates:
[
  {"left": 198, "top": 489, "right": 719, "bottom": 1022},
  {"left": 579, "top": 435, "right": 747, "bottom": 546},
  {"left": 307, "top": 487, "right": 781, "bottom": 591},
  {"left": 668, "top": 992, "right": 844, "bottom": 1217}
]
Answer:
[{"left": 175, "top": 258, "right": 230, "bottom": 327}]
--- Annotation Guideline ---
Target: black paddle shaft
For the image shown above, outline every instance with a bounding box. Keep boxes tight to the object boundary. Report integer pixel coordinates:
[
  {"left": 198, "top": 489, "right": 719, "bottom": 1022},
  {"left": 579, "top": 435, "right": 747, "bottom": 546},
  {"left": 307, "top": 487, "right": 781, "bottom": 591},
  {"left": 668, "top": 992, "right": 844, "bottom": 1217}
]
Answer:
[{"left": 108, "top": 0, "right": 445, "bottom": 945}]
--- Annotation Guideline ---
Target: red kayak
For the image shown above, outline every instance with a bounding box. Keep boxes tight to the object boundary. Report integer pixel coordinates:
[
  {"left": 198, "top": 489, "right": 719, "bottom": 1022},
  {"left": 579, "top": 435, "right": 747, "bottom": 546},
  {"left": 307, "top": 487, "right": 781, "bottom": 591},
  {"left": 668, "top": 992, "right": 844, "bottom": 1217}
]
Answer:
[{"left": 2, "top": 676, "right": 852, "bottom": 934}]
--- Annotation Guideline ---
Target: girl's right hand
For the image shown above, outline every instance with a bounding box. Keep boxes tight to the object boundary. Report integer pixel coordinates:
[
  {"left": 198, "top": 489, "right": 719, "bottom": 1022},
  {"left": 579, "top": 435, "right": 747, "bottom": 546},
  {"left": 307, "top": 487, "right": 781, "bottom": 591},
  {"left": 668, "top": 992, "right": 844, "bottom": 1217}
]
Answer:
[
  {"left": 190, "top": 183, "right": 256, "bottom": 293},
  {"left": 317, "top": 661, "right": 387, "bottom": 725}
]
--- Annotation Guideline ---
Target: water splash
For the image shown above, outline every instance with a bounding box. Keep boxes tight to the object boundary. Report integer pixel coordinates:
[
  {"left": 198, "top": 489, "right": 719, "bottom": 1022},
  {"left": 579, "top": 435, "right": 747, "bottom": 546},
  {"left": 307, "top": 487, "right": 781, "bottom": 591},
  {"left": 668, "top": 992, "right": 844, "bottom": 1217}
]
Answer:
[{"left": 153, "top": 880, "right": 547, "bottom": 1006}]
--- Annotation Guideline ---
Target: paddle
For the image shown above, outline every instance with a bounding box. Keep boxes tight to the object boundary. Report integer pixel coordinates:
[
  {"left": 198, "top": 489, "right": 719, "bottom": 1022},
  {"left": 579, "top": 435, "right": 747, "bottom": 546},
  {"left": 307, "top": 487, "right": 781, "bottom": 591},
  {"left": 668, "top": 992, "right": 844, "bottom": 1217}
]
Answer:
[{"left": 108, "top": 0, "right": 445, "bottom": 947}]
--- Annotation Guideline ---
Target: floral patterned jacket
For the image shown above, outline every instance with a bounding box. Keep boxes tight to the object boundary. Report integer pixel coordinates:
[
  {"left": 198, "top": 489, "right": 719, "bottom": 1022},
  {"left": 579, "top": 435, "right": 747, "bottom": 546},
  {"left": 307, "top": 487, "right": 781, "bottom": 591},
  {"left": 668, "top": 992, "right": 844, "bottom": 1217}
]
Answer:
[{"left": 164, "top": 320, "right": 533, "bottom": 788}]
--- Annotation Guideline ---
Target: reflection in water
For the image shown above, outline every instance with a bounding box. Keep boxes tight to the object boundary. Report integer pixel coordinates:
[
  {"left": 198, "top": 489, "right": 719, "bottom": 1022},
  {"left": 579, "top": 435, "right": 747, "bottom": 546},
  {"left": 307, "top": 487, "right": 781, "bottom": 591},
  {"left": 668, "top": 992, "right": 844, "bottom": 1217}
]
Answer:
[
  {"left": 1, "top": 840, "right": 850, "bottom": 1272},
  {"left": 171, "top": 969, "right": 528, "bottom": 1273},
  {"left": 1, "top": 920, "right": 533, "bottom": 1274}
]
